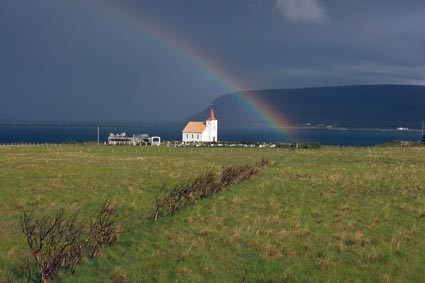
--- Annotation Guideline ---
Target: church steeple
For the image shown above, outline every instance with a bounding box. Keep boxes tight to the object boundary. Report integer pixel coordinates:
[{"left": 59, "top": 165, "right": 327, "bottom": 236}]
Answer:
[
  {"left": 207, "top": 106, "right": 216, "bottom": 120},
  {"left": 205, "top": 105, "right": 218, "bottom": 142}
]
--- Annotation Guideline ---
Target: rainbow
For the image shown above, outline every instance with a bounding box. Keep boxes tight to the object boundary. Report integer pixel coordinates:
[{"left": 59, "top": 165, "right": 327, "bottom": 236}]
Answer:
[{"left": 98, "top": 0, "right": 293, "bottom": 137}]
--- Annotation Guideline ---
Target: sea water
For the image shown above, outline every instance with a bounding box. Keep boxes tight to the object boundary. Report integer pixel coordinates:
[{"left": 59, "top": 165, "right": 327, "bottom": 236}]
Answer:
[{"left": 0, "top": 125, "right": 421, "bottom": 146}]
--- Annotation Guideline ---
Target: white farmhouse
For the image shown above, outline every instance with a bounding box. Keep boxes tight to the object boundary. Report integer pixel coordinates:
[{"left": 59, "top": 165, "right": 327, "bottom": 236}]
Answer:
[{"left": 182, "top": 107, "right": 218, "bottom": 143}]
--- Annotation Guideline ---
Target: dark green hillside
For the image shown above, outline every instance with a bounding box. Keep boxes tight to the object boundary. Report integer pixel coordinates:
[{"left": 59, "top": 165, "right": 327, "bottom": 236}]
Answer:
[{"left": 190, "top": 85, "right": 425, "bottom": 129}]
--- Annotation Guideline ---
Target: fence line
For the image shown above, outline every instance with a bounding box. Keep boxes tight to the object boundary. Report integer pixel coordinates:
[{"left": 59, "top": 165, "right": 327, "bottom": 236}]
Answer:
[{"left": 0, "top": 142, "right": 423, "bottom": 155}]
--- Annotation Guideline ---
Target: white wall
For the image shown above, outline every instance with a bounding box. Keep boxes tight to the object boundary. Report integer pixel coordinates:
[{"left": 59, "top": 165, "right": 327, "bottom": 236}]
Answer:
[
  {"left": 206, "top": 120, "right": 218, "bottom": 142},
  {"left": 182, "top": 132, "right": 203, "bottom": 142}
]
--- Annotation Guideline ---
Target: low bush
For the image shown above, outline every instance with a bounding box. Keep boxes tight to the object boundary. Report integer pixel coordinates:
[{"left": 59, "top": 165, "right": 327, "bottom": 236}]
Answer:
[
  {"left": 153, "top": 159, "right": 269, "bottom": 221},
  {"left": 21, "top": 201, "right": 123, "bottom": 283}
]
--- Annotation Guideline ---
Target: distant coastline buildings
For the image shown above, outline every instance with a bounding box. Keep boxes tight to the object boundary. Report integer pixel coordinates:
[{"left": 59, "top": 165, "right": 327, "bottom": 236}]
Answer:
[{"left": 182, "top": 106, "right": 218, "bottom": 143}]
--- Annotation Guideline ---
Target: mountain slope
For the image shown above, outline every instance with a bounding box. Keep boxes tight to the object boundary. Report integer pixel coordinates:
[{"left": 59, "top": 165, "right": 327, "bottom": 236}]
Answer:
[{"left": 189, "top": 85, "right": 425, "bottom": 129}]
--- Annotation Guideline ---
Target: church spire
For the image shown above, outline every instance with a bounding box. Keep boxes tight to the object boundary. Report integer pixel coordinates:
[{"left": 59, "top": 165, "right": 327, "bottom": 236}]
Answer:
[{"left": 207, "top": 105, "right": 216, "bottom": 120}]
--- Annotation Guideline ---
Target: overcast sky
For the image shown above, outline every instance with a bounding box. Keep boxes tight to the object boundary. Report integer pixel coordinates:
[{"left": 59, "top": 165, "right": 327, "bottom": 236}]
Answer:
[{"left": 1, "top": 0, "right": 425, "bottom": 122}]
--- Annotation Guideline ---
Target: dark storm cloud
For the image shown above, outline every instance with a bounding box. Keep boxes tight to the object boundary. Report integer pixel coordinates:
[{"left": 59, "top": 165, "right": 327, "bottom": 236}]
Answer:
[{"left": 1, "top": 0, "right": 424, "bottom": 122}]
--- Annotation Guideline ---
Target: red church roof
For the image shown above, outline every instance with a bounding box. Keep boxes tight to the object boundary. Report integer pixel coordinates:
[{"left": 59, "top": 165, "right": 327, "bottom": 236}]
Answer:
[{"left": 207, "top": 107, "right": 216, "bottom": 120}]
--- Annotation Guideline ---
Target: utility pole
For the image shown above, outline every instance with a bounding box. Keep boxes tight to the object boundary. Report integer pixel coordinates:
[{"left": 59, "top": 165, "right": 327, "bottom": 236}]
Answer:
[
  {"left": 97, "top": 125, "right": 100, "bottom": 145},
  {"left": 422, "top": 121, "right": 425, "bottom": 143}
]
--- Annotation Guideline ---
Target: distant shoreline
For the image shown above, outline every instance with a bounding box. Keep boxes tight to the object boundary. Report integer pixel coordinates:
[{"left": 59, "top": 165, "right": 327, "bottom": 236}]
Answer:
[
  {"left": 293, "top": 126, "right": 421, "bottom": 133},
  {"left": 220, "top": 125, "right": 422, "bottom": 133},
  {"left": 0, "top": 122, "right": 421, "bottom": 133},
  {"left": 0, "top": 122, "right": 157, "bottom": 128}
]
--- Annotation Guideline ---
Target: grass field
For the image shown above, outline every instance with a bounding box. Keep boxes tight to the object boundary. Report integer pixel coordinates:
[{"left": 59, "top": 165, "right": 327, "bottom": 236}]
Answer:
[{"left": 1, "top": 144, "right": 425, "bottom": 282}]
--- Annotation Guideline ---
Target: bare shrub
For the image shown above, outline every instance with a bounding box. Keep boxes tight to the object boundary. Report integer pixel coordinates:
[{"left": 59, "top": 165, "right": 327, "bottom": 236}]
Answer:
[
  {"left": 153, "top": 159, "right": 269, "bottom": 221},
  {"left": 21, "top": 201, "right": 123, "bottom": 283},
  {"left": 153, "top": 195, "right": 165, "bottom": 222},
  {"left": 192, "top": 170, "right": 217, "bottom": 199},
  {"left": 219, "top": 165, "right": 248, "bottom": 188},
  {"left": 87, "top": 201, "right": 123, "bottom": 258},
  {"left": 21, "top": 209, "right": 85, "bottom": 283},
  {"left": 219, "top": 158, "right": 268, "bottom": 189}
]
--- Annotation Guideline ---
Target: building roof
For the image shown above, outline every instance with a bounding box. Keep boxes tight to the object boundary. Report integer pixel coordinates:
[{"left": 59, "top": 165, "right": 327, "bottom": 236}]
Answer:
[
  {"left": 182, "top": 121, "right": 206, "bottom": 133},
  {"left": 207, "top": 107, "right": 216, "bottom": 120}
]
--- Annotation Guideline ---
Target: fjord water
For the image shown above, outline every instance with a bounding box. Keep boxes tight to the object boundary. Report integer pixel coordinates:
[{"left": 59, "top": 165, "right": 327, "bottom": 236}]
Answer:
[{"left": 0, "top": 125, "right": 421, "bottom": 146}]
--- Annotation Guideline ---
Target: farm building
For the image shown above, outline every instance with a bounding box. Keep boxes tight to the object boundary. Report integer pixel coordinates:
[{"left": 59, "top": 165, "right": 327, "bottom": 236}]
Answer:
[
  {"left": 182, "top": 107, "right": 218, "bottom": 143},
  {"left": 108, "top": 133, "right": 160, "bottom": 146}
]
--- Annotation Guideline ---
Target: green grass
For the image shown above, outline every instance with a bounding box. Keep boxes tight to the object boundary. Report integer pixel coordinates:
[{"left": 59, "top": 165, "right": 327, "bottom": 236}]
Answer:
[{"left": 1, "top": 144, "right": 425, "bottom": 282}]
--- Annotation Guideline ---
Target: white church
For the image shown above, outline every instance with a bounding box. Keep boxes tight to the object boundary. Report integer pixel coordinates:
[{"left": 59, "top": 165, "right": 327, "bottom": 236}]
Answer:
[{"left": 182, "top": 107, "right": 218, "bottom": 143}]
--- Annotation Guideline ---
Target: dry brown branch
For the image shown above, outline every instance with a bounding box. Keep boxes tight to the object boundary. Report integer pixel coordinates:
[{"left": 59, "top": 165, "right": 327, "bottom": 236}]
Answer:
[
  {"left": 21, "top": 201, "right": 123, "bottom": 282},
  {"left": 21, "top": 209, "right": 84, "bottom": 283}
]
